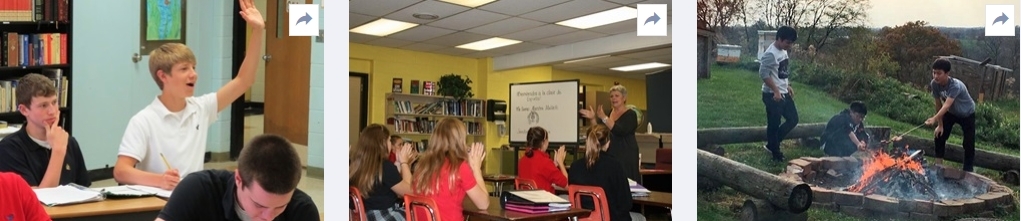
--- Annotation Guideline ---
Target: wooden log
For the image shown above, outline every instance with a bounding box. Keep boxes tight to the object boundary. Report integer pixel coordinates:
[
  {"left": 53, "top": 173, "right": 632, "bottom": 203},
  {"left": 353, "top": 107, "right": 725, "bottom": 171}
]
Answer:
[
  {"left": 697, "top": 149, "right": 813, "bottom": 213},
  {"left": 741, "top": 198, "right": 808, "bottom": 221},
  {"left": 697, "top": 123, "right": 891, "bottom": 147},
  {"left": 895, "top": 135, "right": 1019, "bottom": 172},
  {"left": 1003, "top": 170, "right": 1019, "bottom": 185}
]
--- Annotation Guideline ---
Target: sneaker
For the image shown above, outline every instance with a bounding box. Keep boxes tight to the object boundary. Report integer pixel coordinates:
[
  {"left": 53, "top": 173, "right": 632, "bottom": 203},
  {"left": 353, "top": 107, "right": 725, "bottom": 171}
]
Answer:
[{"left": 762, "top": 144, "right": 770, "bottom": 153}]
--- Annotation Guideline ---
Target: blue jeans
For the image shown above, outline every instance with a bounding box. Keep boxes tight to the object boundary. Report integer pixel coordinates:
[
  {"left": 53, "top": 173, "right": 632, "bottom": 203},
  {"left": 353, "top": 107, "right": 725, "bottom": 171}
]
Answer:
[{"left": 762, "top": 92, "right": 799, "bottom": 160}]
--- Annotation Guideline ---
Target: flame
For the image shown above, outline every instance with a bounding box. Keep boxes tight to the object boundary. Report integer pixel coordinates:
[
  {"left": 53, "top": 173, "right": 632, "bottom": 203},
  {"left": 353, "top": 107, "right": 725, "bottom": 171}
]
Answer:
[{"left": 848, "top": 149, "right": 925, "bottom": 193}]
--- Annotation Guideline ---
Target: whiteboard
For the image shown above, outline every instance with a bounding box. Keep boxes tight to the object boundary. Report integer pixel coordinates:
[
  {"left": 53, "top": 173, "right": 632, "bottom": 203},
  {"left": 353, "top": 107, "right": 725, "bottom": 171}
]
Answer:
[{"left": 509, "top": 80, "right": 580, "bottom": 144}]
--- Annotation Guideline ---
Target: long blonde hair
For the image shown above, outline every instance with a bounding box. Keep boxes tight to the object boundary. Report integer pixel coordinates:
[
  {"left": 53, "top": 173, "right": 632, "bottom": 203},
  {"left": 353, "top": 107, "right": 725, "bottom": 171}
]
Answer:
[
  {"left": 349, "top": 124, "right": 391, "bottom": 195},
  {"left": 412, "top": 118, "right": 469, "bottom": 195},
  {"left": 585, "top": 125, "right": 611, "bottom": 168}
]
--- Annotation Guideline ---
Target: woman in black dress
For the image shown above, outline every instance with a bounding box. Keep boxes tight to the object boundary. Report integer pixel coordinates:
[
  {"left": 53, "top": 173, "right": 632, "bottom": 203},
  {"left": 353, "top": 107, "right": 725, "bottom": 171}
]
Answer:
[{"left": 579, "top": 85, "right": 641, "bottom": 184}]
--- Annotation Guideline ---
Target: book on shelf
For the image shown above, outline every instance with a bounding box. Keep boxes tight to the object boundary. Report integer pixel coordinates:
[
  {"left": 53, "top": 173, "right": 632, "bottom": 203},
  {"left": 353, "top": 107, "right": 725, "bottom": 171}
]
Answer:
[
  {"left": 33, "top": 183, "right": 105, "bottom": 206},
  {"left": 0, "top": 0, "right": 69, "bottom": 22},
  {"left": 390, "top": 117, "right": 482, "bottom": 135},
  {"left": 392, "top": 78, "right": 402, "bottom": 93},
  {"left": 2, "top": 32, "right": 67, "bottom": 67},
  {"left": 392, "top": 99, "right": 484, "bottom": 117},
  {"left": 410, "top": 80, "right": 420, "bottom": 94}
]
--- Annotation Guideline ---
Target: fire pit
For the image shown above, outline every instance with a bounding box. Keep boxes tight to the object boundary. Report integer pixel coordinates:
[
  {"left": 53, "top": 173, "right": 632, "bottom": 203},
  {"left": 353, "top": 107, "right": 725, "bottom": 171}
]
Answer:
[{"left": 778, "top": 148, "right": 1016, "bottom": 220}]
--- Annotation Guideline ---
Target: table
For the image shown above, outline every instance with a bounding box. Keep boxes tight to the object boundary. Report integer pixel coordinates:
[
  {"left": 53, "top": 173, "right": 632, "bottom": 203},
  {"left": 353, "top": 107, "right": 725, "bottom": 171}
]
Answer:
[
  {"left": 483, "top": 174, "right": 516, "bottom": 196},
  {"left": 639, "top": 169, "right": 671, "bottom": 175},
  {"left": 633, "top": 191, "right": 671, "bottom": 208},
  {"left": 45, "top": 197, "right": 166, "bottom": 221},
  {"left": 463, "top": 196, "right": 589, "bottom": 221}
]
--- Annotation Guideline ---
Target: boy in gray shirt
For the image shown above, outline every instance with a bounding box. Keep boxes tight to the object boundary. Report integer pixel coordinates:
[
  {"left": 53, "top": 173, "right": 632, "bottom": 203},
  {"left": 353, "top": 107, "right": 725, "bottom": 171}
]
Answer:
[
  {"left": 758, "top": 26, "right": 799, "bottom": 162},
  {"left": 925, "top": 58, "right": 976, "bottom": 172}
]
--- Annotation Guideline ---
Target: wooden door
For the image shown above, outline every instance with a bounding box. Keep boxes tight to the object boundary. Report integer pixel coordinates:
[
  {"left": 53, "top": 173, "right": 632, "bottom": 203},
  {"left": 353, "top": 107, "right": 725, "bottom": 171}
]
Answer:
[{"left": 264, "top": 0, "right": 311, "bottom": 145}]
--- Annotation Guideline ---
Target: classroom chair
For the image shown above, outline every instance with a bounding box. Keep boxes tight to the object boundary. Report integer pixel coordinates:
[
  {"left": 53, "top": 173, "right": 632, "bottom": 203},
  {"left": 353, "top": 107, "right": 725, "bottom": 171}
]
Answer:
[
  {"left": 655, "top": 148, "right": 672, "bottom": 170},
  {"left": 514, "top": 178, "right": 538, "bottom": 190},
  {"left": 403, "top": 194, "right": 440, "bottom": 221},
  {"left": 567, "top": 185, "right": 610, "bottom": 221},
  {"left": 349, "top": 187, "right": 367, "bottom": 221}
]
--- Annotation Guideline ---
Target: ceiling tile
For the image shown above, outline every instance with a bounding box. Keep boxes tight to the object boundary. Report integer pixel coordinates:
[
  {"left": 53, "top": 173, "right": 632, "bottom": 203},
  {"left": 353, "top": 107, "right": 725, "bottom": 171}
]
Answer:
[
  {"left": 400, "top": 43, "right": 448, "bottom": 52},
  {"left": 463, "top": 51, "right": 502, "bottom": 58},
  {"left": 519, "top": 0, "right": 619, "bottom": 23},
  {"left": 618, "top": 47, "right": 671, "bottom": 59},
  {"left": 606, "top": 0, "right": 644, "bottom": 5},
  {"left": 387, "top": 25, "right": 458, "bottom": 42},
  {"left": 478, "top": 0, "right": 571, "bottom": 16},
  {"left": 383, "top": 1, "right": 471, "bottom": 23},
  {"left": 594, "top": 59, "right": 646, "bottom": 69},
  {"left": 366, "top": 38, "right": 416, "bottom": 48},
  {"left": 465, "top": 17, "right": 546, "bottom": 36},
  {"left": 633, "top": 0, "right": 671, "bottom": 5},
  {"left": 588, "top": 20, "right": 635, "bottom": 35},
  {"left": 431, "top": 47, "right": 476, "bottom": 56},
  {"left": 350, "top": 33, "right": 380, "bottom": 43},
  {"left": 421, "top": 32, "right": 491, "bottom": 46},
  {"left": 563, "top": 55, "right": 629, "bottom": 66},
  {"left": 485, "top": 42, "right": 550, "bottom": 55},
  {"left": 350, "top": 0, "right": 422, "bottom": 17},
  {"left": 350, "top": 13, "right": 376, "bottom": 28},
  {"left": 641, "top": 55, "right": 672, "bottom": 63},
  {"left": 502, "top": 24, "right": 576, "bottom": 41},
  {"left": 427, "top": 9, "right": 510, "bottom": 31},
  {"left": 531, "top": 30, "right": 607, "bottom": 46}
]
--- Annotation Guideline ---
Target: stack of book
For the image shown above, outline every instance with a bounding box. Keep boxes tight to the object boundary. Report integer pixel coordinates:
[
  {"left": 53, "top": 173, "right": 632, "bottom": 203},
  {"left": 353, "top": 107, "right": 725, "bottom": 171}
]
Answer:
[
  {"left": 629, "top": 178, "right": 651, "bottom": 197},
  {"left": 502, "top": 190, "right": 571, "bottom": 214}
]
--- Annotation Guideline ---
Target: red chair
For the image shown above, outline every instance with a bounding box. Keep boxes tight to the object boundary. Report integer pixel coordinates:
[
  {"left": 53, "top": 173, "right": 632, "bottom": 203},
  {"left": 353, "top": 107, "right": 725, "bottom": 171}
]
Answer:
[
  {"left": 349, "top": 187, "right": 367, "bottom": 221},
  {"left": 655, "top": 148, "right": 672, "bottom": 170},
  {"left": 515, "top": 178, "right": 538, "bottom": 190},
  {"left": 404, "top": 194, "right": 441, "bottom": 221},
  {"left": 567, "top": 185, "right": 610, "bottom": 221}
]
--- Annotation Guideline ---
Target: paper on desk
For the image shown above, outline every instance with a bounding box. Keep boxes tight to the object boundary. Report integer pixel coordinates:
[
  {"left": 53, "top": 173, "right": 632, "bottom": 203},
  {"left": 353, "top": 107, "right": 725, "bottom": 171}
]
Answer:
[
  {"left": 628, "top": 178, "right": 651, "bottom": 193},
  {"left": 509, "top": 190, "right": 570, "bottom": 204},
  {"left": 33, "top": 184, "right": 105, "bottom": 206},
  {"left": 126, "top": 185, "right": 173, "bottom": 198}
]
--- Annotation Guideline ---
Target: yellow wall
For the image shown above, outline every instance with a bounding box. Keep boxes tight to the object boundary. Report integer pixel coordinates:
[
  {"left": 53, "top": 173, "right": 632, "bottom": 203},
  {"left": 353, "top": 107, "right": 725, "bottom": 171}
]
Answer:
[{"left": 349, "top": 43, "right": 648, "bottom": 175}]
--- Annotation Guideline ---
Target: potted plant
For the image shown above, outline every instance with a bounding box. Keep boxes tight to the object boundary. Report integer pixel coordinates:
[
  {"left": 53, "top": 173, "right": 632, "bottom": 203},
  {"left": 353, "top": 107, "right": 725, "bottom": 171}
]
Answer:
[{"left": 437, "top": 74, "right": 474, "bottom": 100}]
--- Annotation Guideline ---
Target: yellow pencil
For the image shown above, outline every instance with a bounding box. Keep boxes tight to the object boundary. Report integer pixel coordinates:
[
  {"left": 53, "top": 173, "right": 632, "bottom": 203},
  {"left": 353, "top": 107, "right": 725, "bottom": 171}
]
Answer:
[{"left": 160, "top": 153, "right": 173, "bottom": 170}]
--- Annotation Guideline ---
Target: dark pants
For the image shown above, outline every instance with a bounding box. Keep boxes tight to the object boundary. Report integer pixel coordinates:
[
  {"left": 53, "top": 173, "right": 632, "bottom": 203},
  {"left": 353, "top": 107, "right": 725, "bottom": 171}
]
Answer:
[
  {"left": 934, "top": 112, "right": 976, "bottom": 172},
  {"left": 824, "top": 139, "right": 856, "bottom": 157},
  {"left": 762, "top": 93, "right": 799, "bottom": 160}
]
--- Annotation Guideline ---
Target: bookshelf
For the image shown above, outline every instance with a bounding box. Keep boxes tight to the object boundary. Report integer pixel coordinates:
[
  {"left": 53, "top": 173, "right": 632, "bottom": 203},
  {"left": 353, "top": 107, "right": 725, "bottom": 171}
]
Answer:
[
  {"left": 385, "top": 93, "right": 487, "bottom": 140},
  {"left": 0, "top": 0, "right": 72, "bottom": 132}
]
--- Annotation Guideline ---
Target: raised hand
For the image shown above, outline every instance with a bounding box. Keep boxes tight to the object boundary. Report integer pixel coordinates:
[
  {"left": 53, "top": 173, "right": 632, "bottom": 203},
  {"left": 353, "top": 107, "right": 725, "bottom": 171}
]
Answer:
[
  {"left": 596, "top": 105, "right": 607, "bottom": 119},
  {"left": 468, "top": 142, "right": 486, "bottom": 169},
  {"left": 397, "top": 142, "right": 414, "bottom": 164},
  {"left": 555, "top": 145, "right": 567, "bottom": 166},
  {"left": 238, "top": 0, "right": 265, "bottom": 29},
  {"left": 578, "top": 105, "right": 595, "bottom": 119}
]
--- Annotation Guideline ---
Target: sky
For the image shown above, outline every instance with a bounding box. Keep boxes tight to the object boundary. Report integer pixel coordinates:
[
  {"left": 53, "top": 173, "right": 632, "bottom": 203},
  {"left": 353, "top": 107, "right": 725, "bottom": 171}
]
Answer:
[{"left": 867, "top": 0, "right": 1020, "bottom": 27}]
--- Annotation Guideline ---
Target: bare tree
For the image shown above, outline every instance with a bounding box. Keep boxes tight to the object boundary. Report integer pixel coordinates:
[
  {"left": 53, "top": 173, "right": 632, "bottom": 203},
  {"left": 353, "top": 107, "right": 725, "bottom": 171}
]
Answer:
[{"left": 697, "top": 0, "right": 748, "bottom": 32}]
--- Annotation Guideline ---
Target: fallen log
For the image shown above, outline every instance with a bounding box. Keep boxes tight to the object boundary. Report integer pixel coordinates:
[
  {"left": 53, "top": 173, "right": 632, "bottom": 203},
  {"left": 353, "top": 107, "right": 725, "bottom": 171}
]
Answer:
[
  {"left": 741, "top": 198, "right": 808, "bottom": 221},
  {"left": 698, "top": 123, "right": 891, "bottom": 147},
  {"left": 697, "top": 149, "right": 813, "bottom": 213},
  {"left": 894, "top": 135, "right": 1019, "bottom": 172},
  {"left": 1004, "top": 170, "right": 1019, "bottom": 185}
]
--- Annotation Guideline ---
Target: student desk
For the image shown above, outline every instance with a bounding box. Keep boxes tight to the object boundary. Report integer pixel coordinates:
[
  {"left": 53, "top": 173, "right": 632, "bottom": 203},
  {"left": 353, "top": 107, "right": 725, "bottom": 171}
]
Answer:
[
  {"left": 45, "top": 197, "right": 166, "bottom": 221},
  {"left": 483, "top": 174, "right": 516, "bottom": 196},
  {"left": 463, "top": 196, "right": 589, "bottom": 221}
]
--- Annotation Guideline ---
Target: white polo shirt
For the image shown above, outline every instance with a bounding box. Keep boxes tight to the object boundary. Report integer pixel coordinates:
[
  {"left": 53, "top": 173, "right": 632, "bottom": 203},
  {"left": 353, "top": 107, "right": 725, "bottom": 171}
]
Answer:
[{"left": 118, "top": 93, "right": 218, "bottom": 179}]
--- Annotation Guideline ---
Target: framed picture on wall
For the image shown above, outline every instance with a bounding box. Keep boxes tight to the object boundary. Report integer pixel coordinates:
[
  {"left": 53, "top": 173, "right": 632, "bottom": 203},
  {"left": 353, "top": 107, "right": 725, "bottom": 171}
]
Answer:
[{"left": 140, "top": 0, "right": 188, "bottom": 55}]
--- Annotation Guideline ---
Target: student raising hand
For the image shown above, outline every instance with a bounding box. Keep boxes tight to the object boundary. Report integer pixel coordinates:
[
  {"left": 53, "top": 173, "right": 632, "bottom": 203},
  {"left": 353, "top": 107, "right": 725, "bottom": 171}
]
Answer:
[
  {"left": 468, "top": 142, "right": 486, "bottom": 169},
  {"left": 237, "top": 0, "right": 265, "bottom": 29}
]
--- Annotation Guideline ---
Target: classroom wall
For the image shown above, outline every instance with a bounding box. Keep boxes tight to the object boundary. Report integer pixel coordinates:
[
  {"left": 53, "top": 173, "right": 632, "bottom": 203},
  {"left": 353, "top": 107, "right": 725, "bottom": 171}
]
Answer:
[
  {"left": 308, "top": 0, "right": 325, "bottom": 170},
  {"left": 552, "top": 70, "right": 647, "bottom": 110},
  {"left": 73, "top": 2, "right": 233, "bottom": 170}
]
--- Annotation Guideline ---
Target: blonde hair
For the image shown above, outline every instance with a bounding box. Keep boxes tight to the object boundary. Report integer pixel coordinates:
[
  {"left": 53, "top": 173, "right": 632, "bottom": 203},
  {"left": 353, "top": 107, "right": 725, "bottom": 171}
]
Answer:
[
  {"left": 148, "top": 43, "right": 197, "bottom": 90},
  {"left": 609, "top": 85, "right": 628, "bottom": 97},
  {"left": 412, "top": 118, "right": 469, "bottom": 195},
  {"left": 584, "top": 125, "right": 611, "bottom": 168},
  {"left": 349, "top": 124, "right": 392, "bottom": 196}
]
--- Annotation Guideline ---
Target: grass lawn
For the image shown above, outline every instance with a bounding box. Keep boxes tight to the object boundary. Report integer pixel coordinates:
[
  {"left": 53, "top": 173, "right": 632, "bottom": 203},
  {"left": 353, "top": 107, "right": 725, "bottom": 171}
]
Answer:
[{"left": 696, "top": 65, "right": 1020, "bottom": 220}]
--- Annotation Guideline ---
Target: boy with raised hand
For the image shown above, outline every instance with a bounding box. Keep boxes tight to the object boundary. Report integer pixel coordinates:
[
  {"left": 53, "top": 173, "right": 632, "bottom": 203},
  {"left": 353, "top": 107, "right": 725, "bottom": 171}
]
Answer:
[
  {"left": 0, "top": 73, "right": 90, "bottom": 188},
  {"left": 114, "top": 0, "right": 265, "bottom": 190},
  {"left": 155, "top": 134, "right": 319, "bottom": 221}
]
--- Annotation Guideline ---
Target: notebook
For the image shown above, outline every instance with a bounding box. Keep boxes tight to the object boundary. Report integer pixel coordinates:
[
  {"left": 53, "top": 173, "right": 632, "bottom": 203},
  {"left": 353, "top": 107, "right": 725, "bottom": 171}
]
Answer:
[
  {"left": 505, "top": 190, "right": 571, "bottom": 207},
  {"left": 629, "top": 178, "right": 651, "bottom": 197},
  {"left": 125, "top": 185, "right": 173, "bottom": 198},
  {"left": 33, "top": 183, "right": 105, "bottom": 206}
]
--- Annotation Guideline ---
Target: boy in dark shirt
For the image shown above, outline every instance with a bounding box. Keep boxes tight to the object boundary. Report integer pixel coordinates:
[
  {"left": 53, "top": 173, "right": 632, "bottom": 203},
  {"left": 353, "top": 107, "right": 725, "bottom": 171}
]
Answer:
[
  {"left": 0, "top": 73, "right": 90, "bottom": 188},
  {"left": 821, "top": 101, "right": 870, "bottom": 156}
]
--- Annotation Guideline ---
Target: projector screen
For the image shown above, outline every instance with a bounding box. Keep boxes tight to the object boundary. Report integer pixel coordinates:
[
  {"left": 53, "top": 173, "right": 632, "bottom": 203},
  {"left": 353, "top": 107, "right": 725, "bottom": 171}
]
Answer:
[{"left": 509, "top": 80, "right": 580, "bottom": 144}]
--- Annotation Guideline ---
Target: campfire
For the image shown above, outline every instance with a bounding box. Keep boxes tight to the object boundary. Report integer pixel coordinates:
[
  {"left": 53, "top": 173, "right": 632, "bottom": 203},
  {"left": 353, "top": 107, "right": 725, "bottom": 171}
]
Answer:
[{"left": 779, "top": 143, "right": 1015, "bottom": 219}]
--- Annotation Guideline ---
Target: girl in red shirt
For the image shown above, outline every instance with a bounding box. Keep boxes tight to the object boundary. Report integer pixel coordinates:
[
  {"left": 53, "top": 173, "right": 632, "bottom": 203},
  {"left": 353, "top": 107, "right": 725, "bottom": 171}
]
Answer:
[
  {"left": 388, "top": 135, "right": 402, "bottom": 163},
  {"left": 410, "top": 118, "right": 489, "bottom": 221},
  {"left": 516, "top": 127, "right": 568, "bottom": 194}
]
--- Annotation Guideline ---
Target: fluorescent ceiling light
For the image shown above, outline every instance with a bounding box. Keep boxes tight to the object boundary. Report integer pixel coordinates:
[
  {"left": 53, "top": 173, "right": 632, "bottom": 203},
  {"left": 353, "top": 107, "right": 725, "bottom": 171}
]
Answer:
[
  {"left": 610, "top": 62, "right": 671, "bottom": 72},
  {"left": 350, "top": 18, "right": 418, "bottom": 36},
  {"left": 556, "top": 7, "right": 638, "bottom": 29},
  {"left": 456, "top": 37, "right": 522, "bottom": 51},
  {"left": 439, "top": 0, "right": 497, "bottom": 8},
  {"left": 564, "top": 55, "right": 611, "bottom": 63}
]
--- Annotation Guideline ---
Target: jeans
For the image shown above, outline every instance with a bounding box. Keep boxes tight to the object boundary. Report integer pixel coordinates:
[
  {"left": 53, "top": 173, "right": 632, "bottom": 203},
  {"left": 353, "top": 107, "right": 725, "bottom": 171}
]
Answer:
[
  {"left": 934, "top": 112, "right": 976, "bottom": 172},
  {"left": 762, "top": 92, "right": 799, "bottom": 160}
]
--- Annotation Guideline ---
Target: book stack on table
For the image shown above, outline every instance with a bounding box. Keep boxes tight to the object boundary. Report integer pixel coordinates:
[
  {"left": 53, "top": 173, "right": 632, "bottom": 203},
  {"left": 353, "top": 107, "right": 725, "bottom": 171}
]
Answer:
[{"left": 501, "top": 190, "right": 571, "bottom": 214}]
